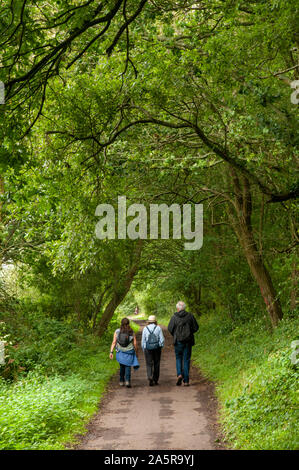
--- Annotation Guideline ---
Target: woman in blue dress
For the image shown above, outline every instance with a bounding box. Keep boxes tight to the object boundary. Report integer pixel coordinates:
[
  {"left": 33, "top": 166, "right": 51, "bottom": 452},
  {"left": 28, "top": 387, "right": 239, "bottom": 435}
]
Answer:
[{"left": 109, "top": 317, "right": 139, "bottom": 388}]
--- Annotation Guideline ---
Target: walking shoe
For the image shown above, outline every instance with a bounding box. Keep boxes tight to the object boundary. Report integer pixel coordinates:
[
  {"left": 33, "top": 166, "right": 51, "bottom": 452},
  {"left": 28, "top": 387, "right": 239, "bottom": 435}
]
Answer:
[
  {"left": 149, "top": 378, "right": 154, "bottom": 386},
  {"left": 176, "top": 375, "right": 183, "bottom": 386},
  {"left": 183, "top": 382, "right": 190, "bottom": 386},
  {"left": 119, "top": 381, "right": 125, "bottom": 386},
  {"left": 125, "top": 382, "right": 131, "bottom": 388},
  {"left": 154, "top": 381, "right": 159, "bottom": 386}
]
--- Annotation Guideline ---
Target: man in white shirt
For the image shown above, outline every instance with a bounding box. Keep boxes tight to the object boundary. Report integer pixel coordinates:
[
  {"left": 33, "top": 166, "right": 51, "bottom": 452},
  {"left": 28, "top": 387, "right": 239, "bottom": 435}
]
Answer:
[{"left": 141, "top": 315, "right": 165, "bottom": 386}]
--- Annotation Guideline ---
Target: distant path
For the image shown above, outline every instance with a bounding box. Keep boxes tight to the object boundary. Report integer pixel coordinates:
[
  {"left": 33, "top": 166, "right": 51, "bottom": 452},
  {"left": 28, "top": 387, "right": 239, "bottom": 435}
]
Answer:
[{"left": 75, "top": 321, "right": 225, "bottom": 450}]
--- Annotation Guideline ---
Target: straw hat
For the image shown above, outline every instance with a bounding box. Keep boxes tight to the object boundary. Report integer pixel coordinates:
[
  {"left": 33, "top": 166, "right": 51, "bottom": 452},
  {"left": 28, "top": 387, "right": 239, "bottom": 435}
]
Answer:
[{"left": 147, "top": 315, "right": 157, "bottom": 323}]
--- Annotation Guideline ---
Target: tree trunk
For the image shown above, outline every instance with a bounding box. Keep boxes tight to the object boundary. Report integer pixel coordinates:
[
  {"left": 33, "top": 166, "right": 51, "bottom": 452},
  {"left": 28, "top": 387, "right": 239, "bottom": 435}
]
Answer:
[
  {"left": 0, "top": 177, "right": 4, "bottom": 266},
  {"left": 193, "top": 282, "right": 201, "bottom": 316},
  {"left": 290, "top": 260, "right": 298, "bottom": 311},
  {"left": 95, "top": 241, "right": 143, "bottom": 337},
  {"left": 237, "top": 220, "right": 283, "bottom": 327},
  {"left": 290, "top": 215, "right": 298, "bottom": 312},
  {"left": 227, "top": 168, "right": 283, "bottom": 328},
  {"left": 0, "top": 177, "right": 4, "bottom": 223},
  {"left": 91, "top": 283, "right": 112, "bottom": 330}
]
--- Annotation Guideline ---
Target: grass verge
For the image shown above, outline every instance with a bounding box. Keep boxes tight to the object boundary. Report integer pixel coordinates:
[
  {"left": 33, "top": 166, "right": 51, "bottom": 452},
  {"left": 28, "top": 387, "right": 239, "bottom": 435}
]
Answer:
[
  {"left": 192, "top": 312, "right": 299, "bottom": 450},
  {"left": 0, "top": 318, "right": 118, "bottom": 450}
]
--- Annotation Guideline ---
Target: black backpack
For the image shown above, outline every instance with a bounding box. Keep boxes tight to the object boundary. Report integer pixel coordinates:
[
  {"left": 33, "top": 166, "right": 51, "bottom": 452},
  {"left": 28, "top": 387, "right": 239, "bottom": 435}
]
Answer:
[
  {"left": 145, "top": 325, "right": 160, "bottom": 350},
  {"left": 176, "top": 315, "right": 192, "bottom": 343},
  {"left": 117, "top": 331, "right": 131, "bottom": 347}
]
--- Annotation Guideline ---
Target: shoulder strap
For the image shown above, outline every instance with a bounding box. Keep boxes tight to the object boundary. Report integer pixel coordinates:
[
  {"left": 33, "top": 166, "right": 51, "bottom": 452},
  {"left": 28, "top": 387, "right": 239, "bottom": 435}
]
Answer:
[{"left": 146, "top": 325, "right": 157, "bottom": 334}]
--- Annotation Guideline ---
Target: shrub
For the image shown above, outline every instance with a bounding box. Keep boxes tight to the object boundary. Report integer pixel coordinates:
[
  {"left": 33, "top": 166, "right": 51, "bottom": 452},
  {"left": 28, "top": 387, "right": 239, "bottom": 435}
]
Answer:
[{"left": 192, "top": 312, "right": 299, "bottom": 449}]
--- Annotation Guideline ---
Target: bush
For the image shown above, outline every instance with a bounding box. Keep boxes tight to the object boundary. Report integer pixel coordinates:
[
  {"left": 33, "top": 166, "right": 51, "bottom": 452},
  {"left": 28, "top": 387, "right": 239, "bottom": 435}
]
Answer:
[
  {"left": 0, "top": 304, "right": 119, "bottom": 449},
  {"left": 224, "top": 349, "right": 299, "bottom": 449},
  {"left": 0, "top": 343, "right": 118, "bottom": 449},
  {"left": 0, "top": 372, "right": 87, "bottom": 449},
  {"left": 192, "top": 311, "right": 299, "bottom": 449}
]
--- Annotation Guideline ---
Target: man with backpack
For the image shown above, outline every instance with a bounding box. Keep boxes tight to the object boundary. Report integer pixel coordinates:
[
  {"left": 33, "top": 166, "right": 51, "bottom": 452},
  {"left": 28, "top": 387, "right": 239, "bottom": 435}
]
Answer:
[
  {"left": 141, "top": 315, "right": 165, "bottom": 386},
  {"left": 167, "top": 301, "right": 199, "bottom": 386}
]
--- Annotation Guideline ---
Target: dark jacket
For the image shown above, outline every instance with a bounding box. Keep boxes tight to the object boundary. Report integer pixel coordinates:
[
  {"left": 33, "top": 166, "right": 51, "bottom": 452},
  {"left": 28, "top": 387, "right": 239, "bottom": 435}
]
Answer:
[{"left": 167, "top": 310, "right": 199, "bottom": 346}]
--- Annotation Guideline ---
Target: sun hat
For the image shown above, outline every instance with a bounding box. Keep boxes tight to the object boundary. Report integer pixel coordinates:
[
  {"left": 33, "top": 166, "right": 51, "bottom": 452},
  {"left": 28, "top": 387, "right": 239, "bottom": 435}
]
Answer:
[{"left": 148, "top": 315, "right": 157, "bottom": 323}]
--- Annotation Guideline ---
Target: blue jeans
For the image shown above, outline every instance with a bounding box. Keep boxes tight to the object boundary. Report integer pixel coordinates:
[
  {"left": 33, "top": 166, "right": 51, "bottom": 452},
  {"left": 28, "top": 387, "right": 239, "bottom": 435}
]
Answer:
[
  {"left": 119, "top": 364, "right": 131, "bottom": 383},
  {"left": 174, "top": 341, "right": 192, "bottom": 383}
]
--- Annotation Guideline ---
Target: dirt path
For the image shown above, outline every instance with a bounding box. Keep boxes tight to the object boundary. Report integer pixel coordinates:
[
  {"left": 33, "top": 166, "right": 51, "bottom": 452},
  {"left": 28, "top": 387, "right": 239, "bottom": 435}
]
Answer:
[{"left": 76, "top": 321, "right": 225, "bottom": 450}]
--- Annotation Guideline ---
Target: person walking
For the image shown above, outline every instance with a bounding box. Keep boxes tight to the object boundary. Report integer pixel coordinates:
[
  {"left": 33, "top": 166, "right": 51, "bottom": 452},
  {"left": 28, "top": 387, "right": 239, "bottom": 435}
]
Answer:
[
  {"left": 110, "top": 317, "right": 139, "bottom": 388},
  {"left": 141, "top": 315, "right": 165, "bottom": 386},
  {"left": 168, "top": 301, "right": 199, "bottom": 386}
]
